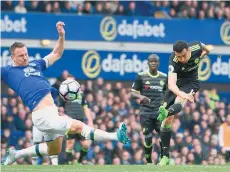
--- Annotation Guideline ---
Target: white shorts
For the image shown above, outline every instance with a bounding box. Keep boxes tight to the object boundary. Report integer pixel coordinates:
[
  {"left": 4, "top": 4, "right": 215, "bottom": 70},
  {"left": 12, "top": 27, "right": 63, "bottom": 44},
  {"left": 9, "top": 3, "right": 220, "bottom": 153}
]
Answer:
[
  {"left": 32, "top": 105, "right": 72, "bottom": 142},
  {"left": 33, "top": 125, "right": 43, "bottom": 143}
]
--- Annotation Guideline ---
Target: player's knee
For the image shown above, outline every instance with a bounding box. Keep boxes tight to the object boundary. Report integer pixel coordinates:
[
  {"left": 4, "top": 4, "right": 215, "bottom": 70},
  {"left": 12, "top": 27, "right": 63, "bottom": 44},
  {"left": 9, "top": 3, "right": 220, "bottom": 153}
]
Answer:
[
  {"left": 66, "top": 140, "right": 75, "bottom": 149},
  {"left": 69, "top": 120, "right": 84, "bottom": 134},
  {"left": 175, "top": 96, "right": 186, "bottom": 106},
  {"left": 81, "top": 140, "right": 91, "bottom": 149}
]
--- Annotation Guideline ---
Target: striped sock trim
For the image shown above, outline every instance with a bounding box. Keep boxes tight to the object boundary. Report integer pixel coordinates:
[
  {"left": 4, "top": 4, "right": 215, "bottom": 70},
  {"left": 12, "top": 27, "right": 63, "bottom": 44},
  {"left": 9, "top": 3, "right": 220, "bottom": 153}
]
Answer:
[
  {"left": 35, "top": 144, "right": 42, "bottom": 157},
  {"left": 66, "top": 149, "right": 72, "bottom": 153},
  {"left": 90, "top": 130, "right": 94, "bottom": 141},
  {"left": 81, "top": 147, "right": 88, "bottom": 152}
]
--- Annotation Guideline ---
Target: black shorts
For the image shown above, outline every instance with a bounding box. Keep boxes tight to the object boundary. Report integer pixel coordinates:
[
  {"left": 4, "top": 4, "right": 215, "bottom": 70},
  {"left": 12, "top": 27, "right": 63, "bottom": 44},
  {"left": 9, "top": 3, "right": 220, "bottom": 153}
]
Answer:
[
  {"left": 140, "top": 115, "right": 161, "bottom": 135},
  {"left": 66, "top": 118, "right": 86, "bottom": 140},
  {"left": 163, "top": 79, "right": 200, "bottom": 109}
]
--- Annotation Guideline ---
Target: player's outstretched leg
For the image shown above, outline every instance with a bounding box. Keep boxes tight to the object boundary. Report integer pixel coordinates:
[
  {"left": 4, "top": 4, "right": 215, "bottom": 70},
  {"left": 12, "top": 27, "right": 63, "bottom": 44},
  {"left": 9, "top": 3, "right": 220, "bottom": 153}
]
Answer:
[
  {"left": 72, "top": 121, "right": 129, "bottom": 144},
  {"left": 2, "top": 122, "right": 129, "bottom": 165}
]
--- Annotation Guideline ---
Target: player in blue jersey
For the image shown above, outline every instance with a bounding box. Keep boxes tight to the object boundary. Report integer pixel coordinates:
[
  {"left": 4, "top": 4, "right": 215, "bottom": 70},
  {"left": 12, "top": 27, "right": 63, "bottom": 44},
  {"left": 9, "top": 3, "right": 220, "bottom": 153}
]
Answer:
[{"left": 1, "top": 21, "right": 129, "bottom": 165}]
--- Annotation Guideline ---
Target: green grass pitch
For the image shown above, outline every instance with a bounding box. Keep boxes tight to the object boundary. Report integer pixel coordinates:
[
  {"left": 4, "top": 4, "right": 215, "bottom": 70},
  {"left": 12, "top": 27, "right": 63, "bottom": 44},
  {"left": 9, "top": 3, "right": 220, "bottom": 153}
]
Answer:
[{"left": 1, "top": 165, "right": 230, "bottom": 172}]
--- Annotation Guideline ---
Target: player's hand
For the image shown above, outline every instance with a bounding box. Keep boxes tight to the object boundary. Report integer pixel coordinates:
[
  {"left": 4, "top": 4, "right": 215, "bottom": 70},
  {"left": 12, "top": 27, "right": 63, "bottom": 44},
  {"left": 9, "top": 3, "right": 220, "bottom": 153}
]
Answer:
[
  {"left": 140, "top": 96, "right": 151, "bottom": 105},
  {"left": 56, "top": 21, "right": 65, "bottom": 37},
  {"left": 180, "top": 90, "right": 195, "bottom": 103},
  {"left": 187, "top": 89, "right": 195, "bottom": 103}
]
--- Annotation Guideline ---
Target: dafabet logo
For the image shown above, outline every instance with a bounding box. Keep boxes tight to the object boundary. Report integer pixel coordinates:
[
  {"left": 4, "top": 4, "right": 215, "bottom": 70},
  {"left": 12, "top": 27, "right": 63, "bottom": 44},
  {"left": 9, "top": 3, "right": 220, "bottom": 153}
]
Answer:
[{"left": 100, "top": 16, "right": 166, "bottom": 41}]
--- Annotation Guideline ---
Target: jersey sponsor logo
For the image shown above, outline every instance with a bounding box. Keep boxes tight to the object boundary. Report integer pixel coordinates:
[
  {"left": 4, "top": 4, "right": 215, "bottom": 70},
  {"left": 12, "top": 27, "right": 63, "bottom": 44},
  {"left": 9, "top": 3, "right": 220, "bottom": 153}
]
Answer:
[
  {"left": 144, "top": 85, "right": 163, "bottom": 92},
  {"left": 29, "top": 63, "right": 36, "bottom": 67},
  {"left": 220, "top": 21, "right": 230, "bottom": 45},
  {"left": 168, "top": 65, "right": 174, "bottom": 73},
  {"left": 100, "top": 16, "right": 166, "bottom": 41},
  {"left": 182, "top": 67, "right": 185, "bottom": 70},
  {"left": 23, "top": 66, "right": 41, "bottom": 77}
]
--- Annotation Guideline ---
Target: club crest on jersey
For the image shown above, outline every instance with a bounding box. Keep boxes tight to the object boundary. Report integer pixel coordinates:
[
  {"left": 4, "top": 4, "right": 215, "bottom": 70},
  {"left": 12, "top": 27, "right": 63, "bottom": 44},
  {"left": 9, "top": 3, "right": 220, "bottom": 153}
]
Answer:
[
  {"left": 194, "top": 58, "right": 199, "bottom": 64},
  {"left": 24, "top": 67, "right": 40, "bottom": 77},
  {"left": 160, "top": 80, "right": 165, "bottom": 86}
]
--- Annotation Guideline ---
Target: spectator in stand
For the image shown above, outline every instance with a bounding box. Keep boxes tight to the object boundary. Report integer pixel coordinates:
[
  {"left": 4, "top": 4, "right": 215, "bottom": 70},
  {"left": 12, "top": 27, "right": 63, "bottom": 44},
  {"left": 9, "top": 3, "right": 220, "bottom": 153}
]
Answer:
[
  {"left": 126, "top": 2, "right": 138, "bottom": 16},
  {"left": 62, "top": 1, "right": 75, "bottom": 13},
  {"left": 219, "top": 114, "right": 230, "bottom": 162},
  {"left": 82, "top": 2, "right": 92, "bottom": 14},
  {"left": 169, "top": 8, "right": 177, "bottom": 18},
  {"left": 94, "top": 3, "right": 103, "bottom": 15},
  {"left": 44, "top": 3, "right": 52, "bottom": 13},
  {"left": 198, "top": 10, "right": 206, "bottom": 20},
  {"left": 170, "top": 0, "right": 180, "bottom": 13},
  {"left": 52, "top": 1, "right": 61, "bottom": 13},
  {"left": 14, "top": 0, "right": 27, "bottom": 14},
  {"left": 76, "top": 4, "right": 83, "bottom": 16},
  {"left": 103, "top": 2, "right": 113, "bottom": 15},
  {"left": 115, "top": 4, "right": 125, "bottom": 15},
  {"left": 188, "top": 7, "right": 197, "bottom": 19},
  {"left": 2, "top": 0, "right": 14, "bottom": 11},
  {"left": 27, "top": 0, "right": 40, "bottom": 12}
]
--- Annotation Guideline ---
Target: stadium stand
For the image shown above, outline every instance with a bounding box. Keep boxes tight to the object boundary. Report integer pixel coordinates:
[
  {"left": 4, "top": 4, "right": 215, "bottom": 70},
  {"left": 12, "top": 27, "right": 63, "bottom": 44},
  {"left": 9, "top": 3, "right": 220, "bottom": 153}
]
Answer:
[{"left": 1, "top": 0, "right": 230, "bottom": 19}]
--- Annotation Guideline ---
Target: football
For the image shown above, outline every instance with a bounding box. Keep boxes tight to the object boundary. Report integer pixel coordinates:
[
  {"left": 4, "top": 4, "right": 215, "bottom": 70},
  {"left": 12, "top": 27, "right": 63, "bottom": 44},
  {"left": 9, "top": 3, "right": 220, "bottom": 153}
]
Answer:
[{"left": 59, "top": 79, "right": 81, "bottom": 101}]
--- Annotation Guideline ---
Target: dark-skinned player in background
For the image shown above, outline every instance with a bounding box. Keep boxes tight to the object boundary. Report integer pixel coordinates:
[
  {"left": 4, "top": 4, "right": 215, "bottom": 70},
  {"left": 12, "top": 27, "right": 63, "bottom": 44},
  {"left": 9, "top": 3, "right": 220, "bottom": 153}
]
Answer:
[{"left": 131, "top": 54, "right": 167, "bottom": 164}]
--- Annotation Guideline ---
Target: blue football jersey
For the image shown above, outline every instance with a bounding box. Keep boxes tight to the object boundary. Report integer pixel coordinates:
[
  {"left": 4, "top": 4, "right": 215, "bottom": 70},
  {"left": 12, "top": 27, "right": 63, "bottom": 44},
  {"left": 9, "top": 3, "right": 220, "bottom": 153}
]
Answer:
[{"left": 1, "top": 59, "right": 55, "bottom": 111}]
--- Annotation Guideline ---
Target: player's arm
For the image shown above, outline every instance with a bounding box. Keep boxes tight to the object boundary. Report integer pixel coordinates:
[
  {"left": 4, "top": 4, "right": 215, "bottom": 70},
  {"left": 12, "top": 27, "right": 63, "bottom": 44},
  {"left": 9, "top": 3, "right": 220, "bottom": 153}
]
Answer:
[
  {"left": 44, "top": 21, "right": 65, "bottom": 66},
  {"left": 83, "top": 106, "right": 93, "bottom": 127},
  {"left": 131, "top": 74, "right": 150, "bottom": 104},
  {"left": 168, "top": 65, "right": 194, "bottom": 102},
  {"left": 82, "top": 96, "right": 93, "bottom": 127},
  {"left": 201, "top": 43, "right": 214, "bottom": 58}
]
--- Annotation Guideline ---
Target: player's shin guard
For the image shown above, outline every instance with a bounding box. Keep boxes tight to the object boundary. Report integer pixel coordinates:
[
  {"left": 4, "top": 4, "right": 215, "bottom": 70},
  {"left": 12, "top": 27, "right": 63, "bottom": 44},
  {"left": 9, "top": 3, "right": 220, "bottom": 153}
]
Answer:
[
  {"left": 78, "top": 147, "right": 88, "bottom": 163},
  {"left": 65, "top": 149, "right": 73, "bottom": 165},
  {"left": 15, "top": 143, "right": 48, "bottom": 159},
  {"left": 167, "top": 103, "right": 183, "bottom": 116},
  {"left": 144, "top": 135, "right": 152, "bottom": 163},
  {"left": 160, "top": 125, "right": 172, "bottom": 158}
]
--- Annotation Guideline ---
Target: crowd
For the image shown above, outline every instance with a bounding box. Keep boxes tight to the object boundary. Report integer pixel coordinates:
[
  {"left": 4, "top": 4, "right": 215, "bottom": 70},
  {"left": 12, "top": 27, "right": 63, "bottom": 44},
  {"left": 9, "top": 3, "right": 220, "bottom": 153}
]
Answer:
[
  {"left": 1, "top": 0, "right": 230, "bottom": 20},
  {"left": 1, "top": 70, "right": 230, "bottom": 165}
]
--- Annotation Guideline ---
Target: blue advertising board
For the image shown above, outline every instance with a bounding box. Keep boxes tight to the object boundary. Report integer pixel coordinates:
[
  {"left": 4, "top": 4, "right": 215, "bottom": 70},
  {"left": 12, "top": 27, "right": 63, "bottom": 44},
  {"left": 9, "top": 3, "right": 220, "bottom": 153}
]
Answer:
[
  {"left": 1, "top": 47, "right": 230, "bottom": 83},
  {"left": 1, "top": 12, "right": 230, "bottom": 45}
]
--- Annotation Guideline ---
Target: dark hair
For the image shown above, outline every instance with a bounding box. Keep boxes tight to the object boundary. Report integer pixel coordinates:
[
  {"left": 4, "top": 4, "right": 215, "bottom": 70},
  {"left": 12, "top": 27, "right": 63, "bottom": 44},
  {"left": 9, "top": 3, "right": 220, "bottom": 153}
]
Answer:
[
  {"left": 148, "top": 54, "right": 160, "bottom": 61},
  {"left": 173, "top": 40, "right": 188, "bottom": 53},
  {"left": 10, "top": 42, "right": 25, "bottom": 55}
]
